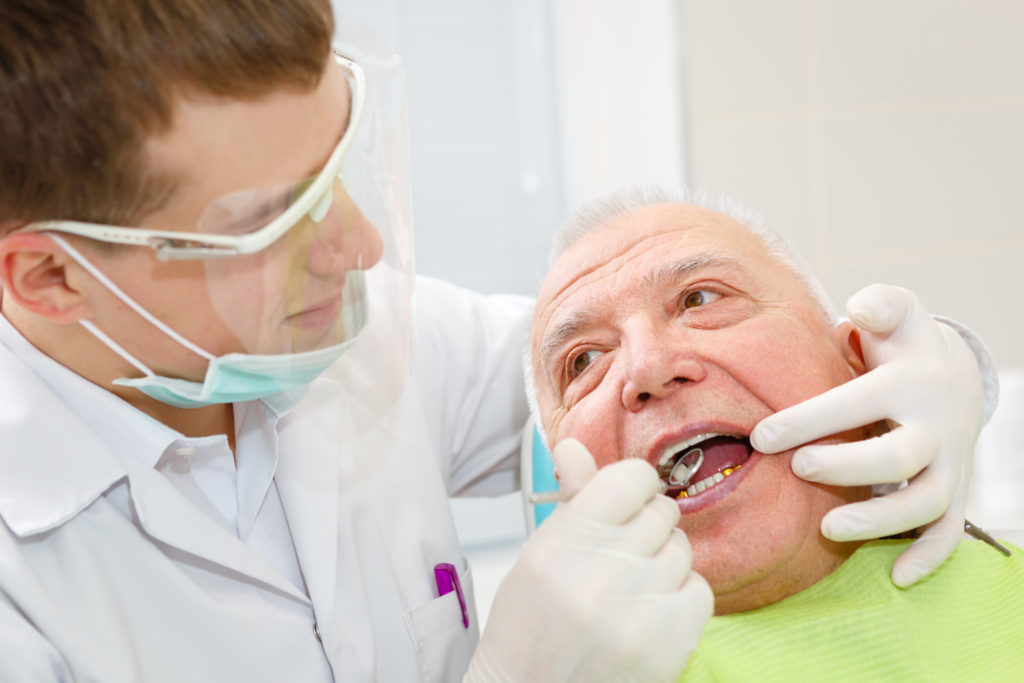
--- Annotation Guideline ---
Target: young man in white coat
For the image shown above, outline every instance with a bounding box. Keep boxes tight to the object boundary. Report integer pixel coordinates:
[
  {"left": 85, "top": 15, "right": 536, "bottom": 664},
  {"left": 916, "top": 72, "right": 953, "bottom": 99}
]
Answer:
[{"left": 0, "top": 1, "right": 997, "bottom": 681}]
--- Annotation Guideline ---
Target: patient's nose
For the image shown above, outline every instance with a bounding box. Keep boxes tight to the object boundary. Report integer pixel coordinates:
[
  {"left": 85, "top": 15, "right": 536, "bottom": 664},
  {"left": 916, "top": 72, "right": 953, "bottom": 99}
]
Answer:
[{"left": 620, "top": 322, "right": 705, "bottom": 412}]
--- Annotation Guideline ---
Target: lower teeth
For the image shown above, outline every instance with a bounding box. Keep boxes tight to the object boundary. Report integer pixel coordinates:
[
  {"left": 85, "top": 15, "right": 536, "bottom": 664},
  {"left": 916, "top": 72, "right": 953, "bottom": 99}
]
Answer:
[{"left": 675, "top": 464, "right": 742, "bottom": 499}]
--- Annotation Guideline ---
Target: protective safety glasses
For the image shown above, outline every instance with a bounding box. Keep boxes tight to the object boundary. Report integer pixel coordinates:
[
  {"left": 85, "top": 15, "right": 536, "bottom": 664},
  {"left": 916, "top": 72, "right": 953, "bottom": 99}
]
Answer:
[{"left": 19, "top": 52, "right": 365, "bottom": 261}]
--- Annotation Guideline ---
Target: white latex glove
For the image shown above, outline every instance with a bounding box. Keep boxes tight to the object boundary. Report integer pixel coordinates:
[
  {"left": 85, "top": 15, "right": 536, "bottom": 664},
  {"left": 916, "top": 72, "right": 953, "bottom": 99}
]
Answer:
[
  {"left": 750, "top": 284, "right": 985, "bottom": 588},
  {"left": 466, "top": 439, "right": 713, "bottom": 683}
]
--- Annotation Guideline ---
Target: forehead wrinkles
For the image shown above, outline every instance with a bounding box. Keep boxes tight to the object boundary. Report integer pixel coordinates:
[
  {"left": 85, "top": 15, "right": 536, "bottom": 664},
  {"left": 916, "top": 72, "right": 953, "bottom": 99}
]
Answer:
[
  {"left": 537, "top": 247, "right": 734, "bottom": 381},
  {"left": 540, "top": 226, "right": 686, "bottom": 319},
  {"left": 638, "top": 251, "right": 732, "bottom": 292}
]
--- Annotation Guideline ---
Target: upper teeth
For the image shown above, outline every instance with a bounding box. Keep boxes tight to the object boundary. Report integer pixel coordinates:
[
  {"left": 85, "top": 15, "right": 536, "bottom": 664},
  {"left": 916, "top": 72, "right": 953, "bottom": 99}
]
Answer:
[
  {"left": 668, "top": 448, "right": 704, "bottom": 486},
  {"left": 658, "top": 433, "right": 727, "bottom": 467}
]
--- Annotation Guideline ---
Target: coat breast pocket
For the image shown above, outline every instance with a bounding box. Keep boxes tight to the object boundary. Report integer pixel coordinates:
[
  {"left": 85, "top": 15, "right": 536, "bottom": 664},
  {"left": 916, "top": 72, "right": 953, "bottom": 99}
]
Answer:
[{"left": 405, "top": 557, "right": 481, "bottom": 683}]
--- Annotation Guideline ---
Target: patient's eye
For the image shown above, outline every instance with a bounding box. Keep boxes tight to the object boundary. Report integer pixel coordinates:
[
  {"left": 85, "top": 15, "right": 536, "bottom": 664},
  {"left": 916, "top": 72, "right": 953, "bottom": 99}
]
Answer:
[
  {"left": 682, "top": 289, "right": 722, "bottom": 309},
  {"left": 570, "top": 349, "right": 603, "bottom": 378}
]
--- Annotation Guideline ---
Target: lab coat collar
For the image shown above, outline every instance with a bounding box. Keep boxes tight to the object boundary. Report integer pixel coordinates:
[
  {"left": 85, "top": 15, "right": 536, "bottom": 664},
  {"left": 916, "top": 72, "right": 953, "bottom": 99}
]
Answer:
[
  {"left": 121, "top": 457, "right": 310, "bottom": 603},
  {"left": 0, "top": 314, "right": 187, "bottom": 470},
  {"left": 0, "top": 314, "right": 182, "bottom": 536},
  {"left": 0, "top": 338, "right": 312, "bottom": 602},
  {"left": 0, "top": 340, "right": 128, "bottom": 536},
  {"left": 0, "top": 318, "right": 319, "bottom": 603}
]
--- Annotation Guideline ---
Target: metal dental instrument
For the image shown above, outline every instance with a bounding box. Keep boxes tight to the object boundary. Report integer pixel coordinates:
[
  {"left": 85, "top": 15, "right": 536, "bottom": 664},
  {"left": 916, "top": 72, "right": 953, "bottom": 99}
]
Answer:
[
  {"left": 668, "top": 448, "right": 704, "bottom": 487},
  {"left": 964, "top": 519, "right": 1013, "bottom": 557},
  {"left": 528, "top": 490, "right": 571, "bottom": 505},
  {"left": 529, "top": 479, "right": 669, "bottom": 505}
]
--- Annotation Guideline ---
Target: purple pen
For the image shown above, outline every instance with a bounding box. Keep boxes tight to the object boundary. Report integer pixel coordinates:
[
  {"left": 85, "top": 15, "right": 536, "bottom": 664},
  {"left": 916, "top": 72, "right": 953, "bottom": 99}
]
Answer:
[{"left": 433, "top": 562, "right": 470, "bottom": 629}]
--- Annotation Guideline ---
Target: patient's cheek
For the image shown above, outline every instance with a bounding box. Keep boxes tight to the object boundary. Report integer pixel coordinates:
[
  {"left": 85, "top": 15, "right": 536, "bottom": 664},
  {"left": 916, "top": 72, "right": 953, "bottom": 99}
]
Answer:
[
  {"left": 732, "top": 318, "right": 853, "bottom": 407},
  {"left": 576, "top": 435, "right": 618, "bottom": 469},
  {"left": 561, "top": 413, "right": 619, "bottom": 469}
]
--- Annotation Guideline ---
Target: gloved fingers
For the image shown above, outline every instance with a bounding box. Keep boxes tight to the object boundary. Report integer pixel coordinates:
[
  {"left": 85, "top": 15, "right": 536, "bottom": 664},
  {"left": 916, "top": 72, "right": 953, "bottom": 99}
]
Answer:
[
  {"left": 890, "top": 508, "right": 967, "bottom": 588},
  {"left": 790, "top": 425, "right": 938, "bottom": 485},
  {"left": 676, "top": 571, "right": 715, "bottom": 625},
  {"left": 609, "top": 494, "right": 683, "bottom": 557},
  {"left": 605, "top": 572, "right": 714, "bottom": 681},
  {"left": 569, "top": 457, "right": 666, "bottom": 525},
  {"left": 628, "top": 528, "right": 695, "bottom": 593},
  {"left": 643, "top": 572, "right": 715, "bottom": 678},
  {"left": 571, "top": 494, "right": 680, "bottom": 558},
  {"left": 820, "top": 470, "right": 955, "bottom": 541},
  {"left": 852, "top": 287, "right": 977, "bottom": 389},
  {"left": 845, "top": 283, "right": 921, "bottom": 337},
  {"left": 751, "top": 366, "right": 901, "bottom": 454},
  {"left": 550, "top": 437, "right": 600, "bottom": 497},
  {"left": 638, "top": 571, "right": 715, "bottom": 650}
]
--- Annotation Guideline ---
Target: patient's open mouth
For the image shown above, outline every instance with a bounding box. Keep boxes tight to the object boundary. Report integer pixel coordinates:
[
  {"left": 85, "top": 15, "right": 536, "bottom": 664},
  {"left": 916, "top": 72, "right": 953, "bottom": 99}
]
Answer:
[{"left": 656, "top": 434, "right": 753, "bottom": 499}]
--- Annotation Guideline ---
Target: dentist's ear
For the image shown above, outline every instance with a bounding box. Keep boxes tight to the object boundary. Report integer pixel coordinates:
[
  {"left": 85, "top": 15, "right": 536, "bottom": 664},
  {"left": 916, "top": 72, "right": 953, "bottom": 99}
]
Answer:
[
  {"left": 0, "top": 232, "right": 89, "bottom": 323},
  {"left": 833, "top": 321, "right": 868, "bottom": 377}
]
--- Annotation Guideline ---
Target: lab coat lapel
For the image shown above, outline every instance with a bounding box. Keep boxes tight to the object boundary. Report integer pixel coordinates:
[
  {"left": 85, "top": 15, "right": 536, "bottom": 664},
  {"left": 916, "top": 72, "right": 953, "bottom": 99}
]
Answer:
[
  {"left": 0, "top": 341, "right": 308, "bottom": 603},
  {"left": 122, "top": 458, "right": 309, "bottom": 603},
  {"left": 274, "top": 378, "right": 341, "bottom": 633},
  {"left": 0, "top": 347, "right": 127, "bottom": 536}
]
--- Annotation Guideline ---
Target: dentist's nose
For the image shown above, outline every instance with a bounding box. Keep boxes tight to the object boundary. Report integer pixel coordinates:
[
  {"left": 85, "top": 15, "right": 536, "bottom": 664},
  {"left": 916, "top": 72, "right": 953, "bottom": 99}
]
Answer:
[
  {"left": 305, "top": 183, "right": 383, "bottom": 276},
  {"left": 620, "top": 320, "right": 706, "bottom": 412}
]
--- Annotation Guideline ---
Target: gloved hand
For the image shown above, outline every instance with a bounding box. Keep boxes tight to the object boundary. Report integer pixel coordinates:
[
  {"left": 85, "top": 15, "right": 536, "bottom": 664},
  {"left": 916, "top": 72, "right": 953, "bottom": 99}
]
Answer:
[
  {"left": 465, "top": 439, "right": 713, "bottom": 682},
  {"left": 751, "top": 284, "right": 985, "bottom": 587}
]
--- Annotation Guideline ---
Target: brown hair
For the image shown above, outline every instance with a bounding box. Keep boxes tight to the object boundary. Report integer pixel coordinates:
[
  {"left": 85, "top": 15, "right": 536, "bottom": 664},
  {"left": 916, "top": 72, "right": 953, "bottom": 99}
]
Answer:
[{"left": 0, "top": 0, "right": 334, "bottom": 232}]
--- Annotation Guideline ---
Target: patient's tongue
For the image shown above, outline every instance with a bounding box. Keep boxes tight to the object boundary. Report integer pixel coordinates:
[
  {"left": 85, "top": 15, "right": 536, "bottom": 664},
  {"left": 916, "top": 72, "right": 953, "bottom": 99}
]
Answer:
[{"left": 692, "top": 436, "right": 752, "bottom": 482}]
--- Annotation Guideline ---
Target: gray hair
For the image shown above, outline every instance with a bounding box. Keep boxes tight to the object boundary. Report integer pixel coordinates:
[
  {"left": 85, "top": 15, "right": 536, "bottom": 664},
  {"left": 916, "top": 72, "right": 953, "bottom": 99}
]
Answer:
[{"left": 524, "top": 184, "right": 838, "bottom": 446}]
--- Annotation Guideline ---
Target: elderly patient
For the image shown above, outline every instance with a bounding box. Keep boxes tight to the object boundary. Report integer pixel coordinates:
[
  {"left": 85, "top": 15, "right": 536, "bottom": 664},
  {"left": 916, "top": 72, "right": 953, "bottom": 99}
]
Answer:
[{"left": 528, "top": 186, "right": 1024, "bottom": 680}]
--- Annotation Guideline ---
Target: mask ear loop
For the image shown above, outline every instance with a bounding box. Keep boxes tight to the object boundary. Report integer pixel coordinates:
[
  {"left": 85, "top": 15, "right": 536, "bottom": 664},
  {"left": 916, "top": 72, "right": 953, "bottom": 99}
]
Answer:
[
  {"left": 78, "top": 318, "right": 156, "bottom": 377},
  {"left": 48, "top": 233, "right": 216, "bottom": 362}
]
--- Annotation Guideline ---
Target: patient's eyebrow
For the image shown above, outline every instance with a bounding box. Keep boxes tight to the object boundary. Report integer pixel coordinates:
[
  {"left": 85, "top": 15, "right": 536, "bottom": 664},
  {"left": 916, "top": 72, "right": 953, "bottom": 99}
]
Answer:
[
  {"left": 642, "top": 252, "right": 735, "bottom": 290},
  {"left": 538, "top": 251, "right": 737, "bottom": 380},
  {"left": 538, "top": 309, "right": 596, "bottom": 379}
]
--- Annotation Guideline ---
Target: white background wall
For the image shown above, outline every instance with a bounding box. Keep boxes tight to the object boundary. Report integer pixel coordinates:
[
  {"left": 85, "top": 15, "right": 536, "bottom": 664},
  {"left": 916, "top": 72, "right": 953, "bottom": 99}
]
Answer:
[
  {"left": 333, "top": 0, "right": 1024, "bottom": 623},
  {"left": 680, "top": 0, "right": 1024, "bottom": 371},
  {"left": 335, "top": 0, "right": 1024, "bottom": 374},
  {"left": 333, "top": 0, "right": 565, "bottom": 297},
  {"left": 333, "top": 0, "right": 687, "bottom": 297}
]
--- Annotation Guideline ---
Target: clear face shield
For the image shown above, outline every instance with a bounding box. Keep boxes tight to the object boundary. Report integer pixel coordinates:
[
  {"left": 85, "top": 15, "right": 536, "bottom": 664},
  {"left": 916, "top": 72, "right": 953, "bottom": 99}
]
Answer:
[
  {"left": 319, "top": 33, "right": 417, "bottom": 431},
  {"left": 22, "top": 43, "right": 415, "bottom": 426},
  {"left": 188, "top": 53, "right": 382, "bottom": 358}
]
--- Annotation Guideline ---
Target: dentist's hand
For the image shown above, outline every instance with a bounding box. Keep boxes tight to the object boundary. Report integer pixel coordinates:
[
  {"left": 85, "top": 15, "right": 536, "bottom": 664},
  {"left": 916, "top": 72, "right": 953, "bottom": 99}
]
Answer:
[
  {"left": 465, "top": 439, "right": 713, "bottom": 682},
  {"left": 750, "top": 284, "right": 986, "bottom": 588}
]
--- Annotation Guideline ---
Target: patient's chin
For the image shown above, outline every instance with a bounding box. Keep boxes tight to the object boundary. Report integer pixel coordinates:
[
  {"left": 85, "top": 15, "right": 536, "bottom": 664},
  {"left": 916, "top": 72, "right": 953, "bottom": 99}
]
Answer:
[
  {"left": 683, "top": 459, "right": 868, "bottom": 614},
  {"left": 694, "top": 552, "right": 791, "bottom": 615},
  {"left": 711, "top": 583, "right": 786, "bottom": 616}
]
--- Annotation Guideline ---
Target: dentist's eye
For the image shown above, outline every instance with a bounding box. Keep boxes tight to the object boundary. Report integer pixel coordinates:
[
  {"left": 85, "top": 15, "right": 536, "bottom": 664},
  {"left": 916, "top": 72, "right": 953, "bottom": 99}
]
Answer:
[
  {"left": 682, "top": 289, "right": 722, "bottom": 309},
  {"left": 570, "top": 349, "right": 603, "bottom": 377}
]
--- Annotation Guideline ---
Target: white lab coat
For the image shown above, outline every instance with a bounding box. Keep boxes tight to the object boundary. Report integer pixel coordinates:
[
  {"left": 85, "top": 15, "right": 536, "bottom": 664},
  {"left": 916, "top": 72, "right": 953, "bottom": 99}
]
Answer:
[{"left": 0, "top": 276, "right": 533, "bottom": 682}]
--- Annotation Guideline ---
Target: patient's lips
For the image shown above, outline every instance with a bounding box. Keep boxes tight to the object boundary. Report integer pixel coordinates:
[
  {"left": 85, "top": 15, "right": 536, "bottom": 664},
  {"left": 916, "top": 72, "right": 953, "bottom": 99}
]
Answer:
[{"left": 660, "top": 435, "right": 753, "bottom": 499}]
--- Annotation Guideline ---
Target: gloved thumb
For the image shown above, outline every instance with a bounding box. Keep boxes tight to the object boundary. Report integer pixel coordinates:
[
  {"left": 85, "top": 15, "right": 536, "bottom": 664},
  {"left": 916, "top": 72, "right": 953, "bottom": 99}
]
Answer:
[
  {"left": 846, "top": 283, "right": 916, "bottom": 334},
  {"left": 551, "top": 438, "right": 599, "bottom": 497}
]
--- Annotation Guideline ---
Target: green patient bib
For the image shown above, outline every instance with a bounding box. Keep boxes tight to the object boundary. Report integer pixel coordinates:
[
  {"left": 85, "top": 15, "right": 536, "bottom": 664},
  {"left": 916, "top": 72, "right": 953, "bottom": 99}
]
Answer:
[{"left": 681, "top": 538, "right": 1024, "bottom": 682}]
